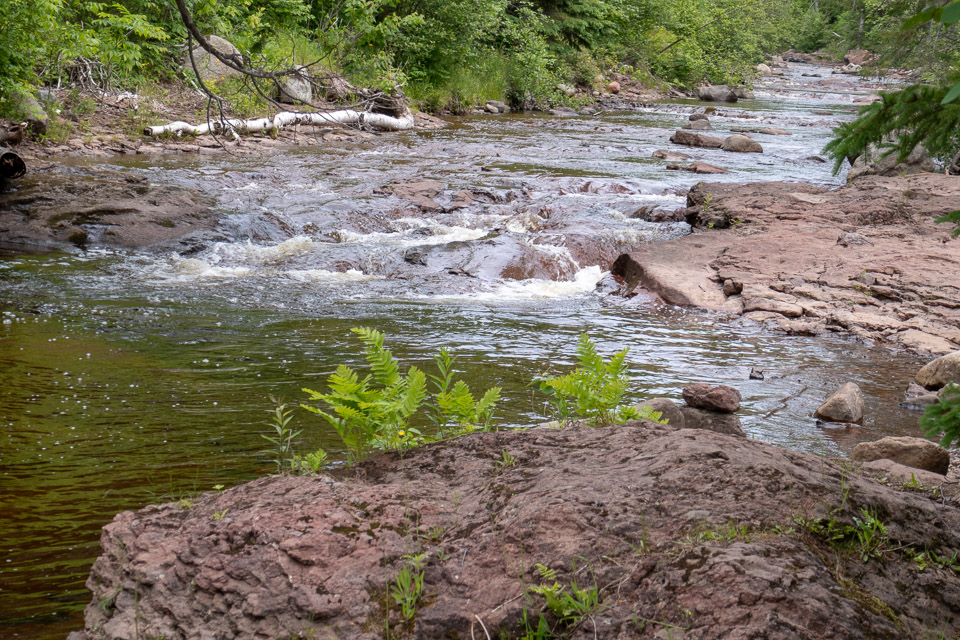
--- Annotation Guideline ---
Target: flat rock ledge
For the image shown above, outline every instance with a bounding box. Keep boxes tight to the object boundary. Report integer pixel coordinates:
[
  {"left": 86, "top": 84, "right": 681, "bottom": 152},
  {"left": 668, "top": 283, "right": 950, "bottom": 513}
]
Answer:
[
  {"left": 611, "top": 174, "right": 960, "bottom": 355},
  {"left": 74, "top": 422, "right": 960, "bottom": 640}
]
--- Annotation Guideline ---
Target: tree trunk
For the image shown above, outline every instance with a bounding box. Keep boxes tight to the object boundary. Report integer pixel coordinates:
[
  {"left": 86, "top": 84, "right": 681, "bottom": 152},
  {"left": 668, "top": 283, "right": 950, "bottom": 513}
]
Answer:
[{"left": 144, "top": 108, "right": 415, "bottom": 137}]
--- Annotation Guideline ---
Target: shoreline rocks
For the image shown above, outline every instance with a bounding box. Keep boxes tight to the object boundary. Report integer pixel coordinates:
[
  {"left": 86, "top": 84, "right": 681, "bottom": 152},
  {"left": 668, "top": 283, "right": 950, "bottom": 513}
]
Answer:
[
  {"left": 851, "top": 436, "right": 950, "bottom": 475},
  {"left": 71, "top": 422, "right": 960, "bottom": 639},
  {"left": 611, "top": 175, "right": 960, "bottom": 356}
]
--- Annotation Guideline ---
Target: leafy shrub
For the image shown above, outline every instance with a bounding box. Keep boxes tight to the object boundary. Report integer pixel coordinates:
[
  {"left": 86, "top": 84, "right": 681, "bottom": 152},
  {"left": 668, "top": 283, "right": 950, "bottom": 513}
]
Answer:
[{"left": 922, "top": 384, "right": 960, "bottom": 448}]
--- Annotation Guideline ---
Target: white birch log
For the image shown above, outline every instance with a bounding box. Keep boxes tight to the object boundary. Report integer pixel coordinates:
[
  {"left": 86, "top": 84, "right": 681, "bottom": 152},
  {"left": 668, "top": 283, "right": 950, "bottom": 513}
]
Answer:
[{"left": 143, "top": 108, "right": 415, "bottom": 137}]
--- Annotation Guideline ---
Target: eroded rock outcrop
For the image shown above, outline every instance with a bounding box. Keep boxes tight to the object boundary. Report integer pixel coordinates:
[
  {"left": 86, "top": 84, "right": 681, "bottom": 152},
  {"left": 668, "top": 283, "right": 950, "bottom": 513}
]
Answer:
[
  {"left": 74, "top": 422, "right": 960, "bottom": 639},
  {"left": 851, "top": 436, "right": 950, "bottom": 475},
  {"left": 612, "top": 174, "right": 960, "bottom": 355}
]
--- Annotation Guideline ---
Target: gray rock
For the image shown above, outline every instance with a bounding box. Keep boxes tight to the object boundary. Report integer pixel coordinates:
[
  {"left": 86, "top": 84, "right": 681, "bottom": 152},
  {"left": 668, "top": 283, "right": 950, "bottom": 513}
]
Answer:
[
  {"left": 848, "top": 142, "right": 935, "bottom": 182},
  {"left": 916, "top": 351, "right": 960, "bottom": 390},
  {"left": 556, "top": 83, "right": 576, "bottom": 97},
  {"left": 861, "top": 459, "right": 944, "bottom": 486},
  {"left": 549, "top": 107, "right": 578, "bottom": 116},
  {"left": 814, "top": 382, "right": 865, "bottom": 423},
  {"left": 698, "top": 85, "right": 738, "bottom": 103},
  {"left": 652, "top": 149, "right": 692, "bottom": 161},
  {"left": 682, "top": 119, "right": 713, "bottom": 131},
  {"left": 689, "top": 113, "right": 709, "bottom": 121},
  {"left": 277, "top": 68, "right": 312, "bottom": 104},
  {"left": 10, "top": 90, "right": 48, "bottom": 134},
  {"left": 733, "top": 87, "right": 756, "bottom": 100},
  {"left": 634, "top": 398, "right": 685, "bottom": 429},
  {"left": 679, "top": 406, "right": 745, "bottom": 436},
  {"left": 670, "top": 130, "right": 724, "bottom": 149},
  {"left": 682, "top": 383, "right": 741, "bottom": 413},
  {"left": 851, "top": 436, "right": 949, "bottom": 475},
  {"left": 188, "top": 35, "right": 244, "bottom": 83},
  {"left": 485, "top": 100, "right": 510, "bottom": 114},
  {"left": 721, "top": 134, "right": 763, "bottom": 153}
]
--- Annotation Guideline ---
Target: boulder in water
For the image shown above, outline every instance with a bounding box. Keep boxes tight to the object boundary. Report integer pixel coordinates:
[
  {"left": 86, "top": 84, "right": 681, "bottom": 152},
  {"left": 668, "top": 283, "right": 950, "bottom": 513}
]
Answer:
[
  {"left": 670, "top": 130, "right": 723, "bottom": 148},
  {"left": 814, "top": 382, "right": 865, "bottom": 424},
  {"left": 698, "top": 85, "right": 738, "bottom": 103},
  {"left": 916, "top": 351, "right": 960, "bottom": 390},
  {"left": 721, "top": 134, "right": 763, "bottom": 153},
  {"left": 851, "top": 436, "right": 950, "bottom": 475}
]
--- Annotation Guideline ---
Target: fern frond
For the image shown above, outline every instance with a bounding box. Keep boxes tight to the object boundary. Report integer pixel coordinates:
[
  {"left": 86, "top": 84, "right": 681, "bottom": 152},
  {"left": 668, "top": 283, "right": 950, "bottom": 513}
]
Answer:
[{"left": 352, "top": 327, "right": 401, "bottom": 387}]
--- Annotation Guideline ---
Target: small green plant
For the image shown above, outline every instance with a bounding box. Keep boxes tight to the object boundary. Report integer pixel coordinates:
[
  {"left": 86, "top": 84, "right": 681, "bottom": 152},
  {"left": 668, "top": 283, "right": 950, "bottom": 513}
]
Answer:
[
  {"left": 527, "top": 563, "right": 603, "bottom": 630},
  {"left": 851, "top": 508, "right": 888, "bottom": 562},
  {"left": 177, "top": 498, "right": 193, "bottom": 510},
  {"left": 426, "top": 525, "right": 444, "bottom": 543},
  {"left": 535, "top": 333, "right": 663, "bottom": 427},
  {"left": 390, "top": 553, "right": 427, "bottom": 621},
  {"left": 795, "top": 507, "right": 889, "bottom": 563},
  {"left": 291, "top": 448, "right": 328, "bottom": 475},
  {"left": 685, "top": 521, "right": 751, "bottom": 544},
  {"left": 494, "top": 449, "right": 516, "bottom": 470},
  {"left": 262, "top": 396, "right": 302, "bottom": 475},
  {"left": 302, "top": 328, "right": 427, "bottom": 461},
  {"left": 213, "top": 509, "right": 229, "bottom": 520},
  {"left": 428, "top": 348, "right": 501, "bottom": 437},
  {"left": 921, "top": 383, "right": 960, "bottom": 448}
]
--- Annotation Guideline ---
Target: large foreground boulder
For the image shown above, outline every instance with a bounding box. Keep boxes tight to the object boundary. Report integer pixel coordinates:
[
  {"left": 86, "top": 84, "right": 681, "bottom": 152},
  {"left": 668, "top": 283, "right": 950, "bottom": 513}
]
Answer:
[
  {"left": 851, "top": 436, "right": 950, "bottom": 475},
  {"left": 916, "top": 351, "right": 960, "bottom": 390},
  {"left": 74, "top": 423, "right": 960, "bottom": 639}
]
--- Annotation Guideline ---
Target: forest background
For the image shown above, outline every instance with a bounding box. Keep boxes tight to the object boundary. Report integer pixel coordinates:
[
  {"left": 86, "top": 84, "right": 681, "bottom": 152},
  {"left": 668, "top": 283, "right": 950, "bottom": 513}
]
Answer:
[{"left": 1, "top": 0, "right": 958, "bottom": 115}]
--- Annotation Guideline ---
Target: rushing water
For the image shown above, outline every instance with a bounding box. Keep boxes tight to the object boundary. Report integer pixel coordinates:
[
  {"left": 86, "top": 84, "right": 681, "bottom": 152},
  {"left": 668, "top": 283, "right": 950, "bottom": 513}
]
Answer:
[{"left": 0, "top": 66, "right": 926, "bottom": 639}]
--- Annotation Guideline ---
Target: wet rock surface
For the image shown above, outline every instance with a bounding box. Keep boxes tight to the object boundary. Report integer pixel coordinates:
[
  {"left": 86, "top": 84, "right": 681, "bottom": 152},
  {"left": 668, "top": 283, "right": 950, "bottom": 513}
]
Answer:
[
  {"left": 682, "top": 383, "right": 741, "bottom": 413},
  {"left": 74, "top": 422, "right": 960, "bottom": 640},
  {"left": 612, "top": 174, "right": 960, "bottom": 355},
  {"left": 851, "top": 436, "right": 951, "bottom": 475},
  {"left": 815, "top": 382, "right": 865, "bottom": 424},
  {"left": 0, "top": 164, "right": 217, "bottom": 250}
]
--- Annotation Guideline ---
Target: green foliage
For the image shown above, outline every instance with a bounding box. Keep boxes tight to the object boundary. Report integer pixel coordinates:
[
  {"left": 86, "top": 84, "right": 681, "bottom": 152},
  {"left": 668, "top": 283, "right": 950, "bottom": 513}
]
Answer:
[
  {"left": 428, "top": 348, "right": 501, "bottom": 437},
  {"left": 390, "top": 553, "right": 426, "bottom": 620},
  {"left": 536, "top": 333, "right": 663, "bottom": 426},
  {"left": 301, "top": 327, "right": 427, "bottom": 461},
  {"left": 291, "top": 448, "right": 329, "bottom": 475},
  {"left": 525, "top": 562, "right": 603, "bottom": 634},
  {"left": 302, "top": 328, "right": 500, "bottom": 462},
  {"left": 795, "top": 507, "right": 889, "bottom": 562},
  {"left": 261, "top": 396, "right": 302, "bottom": 475},
  {"left": 922, "top": 384, "right": 960, "bottom": 448}
]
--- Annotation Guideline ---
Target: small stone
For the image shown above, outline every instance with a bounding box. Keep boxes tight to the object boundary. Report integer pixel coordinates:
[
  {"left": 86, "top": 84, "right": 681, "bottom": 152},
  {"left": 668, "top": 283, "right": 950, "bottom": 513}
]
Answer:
[
  {"left": 749, "top": 368, "right": 764, "bottom": 380},
  {"left": 723, "top": 279, "right": 743, "bottom": 297},
  {"left": 682, "top": 383, "right": 741, "bottom": 413},
  {"left": 814, "top": 382, "right": 865, "bottom": 423},
  {"left": 851, "top": 436, "right": 949, "bottom": 475},
  {"left": 607, "top": 81, "right": 621, "bottom": 94}
]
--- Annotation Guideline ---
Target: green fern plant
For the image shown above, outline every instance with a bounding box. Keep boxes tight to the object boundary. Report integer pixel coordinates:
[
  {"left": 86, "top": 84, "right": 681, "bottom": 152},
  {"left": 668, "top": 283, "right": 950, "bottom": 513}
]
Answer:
[
  {"left": 428, "top": 348, "right": 501, "bottom": 437},
  {"left": 301, "top": 327, "right": 426, "bottom": 461},
  {"left": 536, "top": 333, "right": 656, "bottom": 426}
]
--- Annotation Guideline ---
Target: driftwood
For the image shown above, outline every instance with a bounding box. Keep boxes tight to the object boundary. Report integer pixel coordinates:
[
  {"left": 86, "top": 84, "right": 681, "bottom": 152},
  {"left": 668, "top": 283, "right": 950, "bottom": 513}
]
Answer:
[
  {"left": 144, "top": 108, "right": 415, "bottom": 137},
  {"left": 1, "top": 151, "right": 26, "bottom": 180},
  {"left": 0, "top": 121, "right": 25, "bottom": 147}
]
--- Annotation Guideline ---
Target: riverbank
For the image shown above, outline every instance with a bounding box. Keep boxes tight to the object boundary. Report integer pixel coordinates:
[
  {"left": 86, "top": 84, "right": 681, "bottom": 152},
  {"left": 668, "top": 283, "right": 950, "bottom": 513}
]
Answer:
[
  {"left": 70, "top": 415, "right": 960, "bottom": 640},
  {"left": 611, "top": 174, "right": 960, "bottom": 357}
]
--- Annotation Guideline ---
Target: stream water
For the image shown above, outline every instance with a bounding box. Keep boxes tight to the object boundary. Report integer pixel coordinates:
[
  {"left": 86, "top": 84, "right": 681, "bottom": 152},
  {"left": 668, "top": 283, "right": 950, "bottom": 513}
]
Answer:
[{"left": 0, "top": 65, "right": 928, "bottom": 639}]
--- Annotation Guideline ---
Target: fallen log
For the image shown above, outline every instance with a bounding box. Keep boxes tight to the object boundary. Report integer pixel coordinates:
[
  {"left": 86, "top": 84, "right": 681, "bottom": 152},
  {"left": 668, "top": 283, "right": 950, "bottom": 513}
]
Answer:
[
  {"left": 0, "top": 121, "right": 25, "bottom": 147},
  {"left": 0, "top": 151, "right": 26, "bottom": 180},
  {"left": 144, "top": 108, "right": 415, "bottom": 137}
]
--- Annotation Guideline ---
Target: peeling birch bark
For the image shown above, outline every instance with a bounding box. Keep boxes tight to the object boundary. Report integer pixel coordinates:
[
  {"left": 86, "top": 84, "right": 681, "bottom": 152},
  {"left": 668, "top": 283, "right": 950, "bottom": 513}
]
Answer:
[{"left": 144, "top": 109, "right": 415, "bottom": 137}]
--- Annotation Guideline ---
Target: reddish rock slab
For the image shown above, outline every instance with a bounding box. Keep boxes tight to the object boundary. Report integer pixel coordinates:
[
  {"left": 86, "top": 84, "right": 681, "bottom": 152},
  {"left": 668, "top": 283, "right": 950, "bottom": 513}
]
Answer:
[
  {"left": 682, "top": 383, "right": 742, "bottom": 413},
  {"left": 74, "top": 422, "right": 960, "bottom": 640},
  {"left": 666, "top": 161, "right": 730, "bottom": 174},
  {"left": 611, "top": 174, "right": 960, "bottom": 355}
]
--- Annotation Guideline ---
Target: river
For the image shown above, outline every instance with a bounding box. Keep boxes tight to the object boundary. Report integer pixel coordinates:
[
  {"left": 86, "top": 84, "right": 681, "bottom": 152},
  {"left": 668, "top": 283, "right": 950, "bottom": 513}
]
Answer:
[{"left": 0, "top": 64, "right": 926, "bottom": 639}]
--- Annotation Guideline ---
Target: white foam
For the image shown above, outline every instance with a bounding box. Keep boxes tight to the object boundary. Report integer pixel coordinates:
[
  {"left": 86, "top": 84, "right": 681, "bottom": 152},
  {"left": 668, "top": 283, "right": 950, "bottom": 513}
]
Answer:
[
  {"left": 332, "top": 225, "right": 486, "bottom": 247},
  {"left": 168, "top": 257, "right": 253, "bottom": 279},
  {"left": 286, "top": 268, "right": 380, "bottom": 282},
  {"left": 207, "top": 236, "right": 315, "bottom": 265},
  {"left": 426, "top": 266, "right": 605, "bottom": 303}
]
